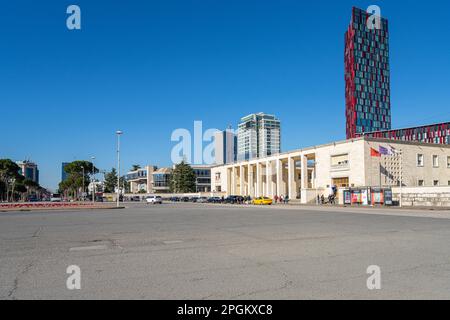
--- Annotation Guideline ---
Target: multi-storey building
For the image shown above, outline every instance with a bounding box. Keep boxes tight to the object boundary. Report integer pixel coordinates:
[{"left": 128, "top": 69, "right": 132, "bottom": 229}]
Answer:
[
  {"left": 214, "top": 129, "right": 237, "bottom": 165},
  {"left": 360, "top": 122, "right": 450, "bottom": 145},
  {"left": 237, "top": 113, "right": 281, "bottom": 161},
  {"left": 61, "top": 162, "right": 70, "bottom": 182},
  {"left": 125, "top": 164, "right": 212, "bottom": 194},
  {"left": 16, "top": 160, "right": 39, "bottom": 184},
  {"left": 345, "top": 6, "right": 391, "bottom": 139}
]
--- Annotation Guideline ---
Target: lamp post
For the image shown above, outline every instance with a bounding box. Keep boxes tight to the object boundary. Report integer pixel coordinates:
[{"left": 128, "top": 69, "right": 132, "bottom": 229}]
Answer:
[
  {"left": 81, "top": 166, "right": 85, "bottom": 202},
  {"left": 399, "top": 150, "right": 403, "bottom": 208},
  {"left": 116, "top": 130, "right": 123, "bottom": 207},
  {"left": 91, "top": 156, "right": 95, "bottom": 204}
]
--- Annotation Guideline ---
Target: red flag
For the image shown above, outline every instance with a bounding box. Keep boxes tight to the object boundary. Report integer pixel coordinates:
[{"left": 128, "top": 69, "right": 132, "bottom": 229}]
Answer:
[{"left": 370, "top": 148, "right": 381, "bottom": 157}]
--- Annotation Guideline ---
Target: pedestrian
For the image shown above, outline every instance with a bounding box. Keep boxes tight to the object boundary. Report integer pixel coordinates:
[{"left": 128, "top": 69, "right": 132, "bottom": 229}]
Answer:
[
  {"left": 279, "top": 195, "right": 283, "bottom": 204},
  {"left": 284, "top": 194, "right": 289, "bottom": 204},
  {"left": 274, "top": 195, "right": 278, "bottom": 203}
]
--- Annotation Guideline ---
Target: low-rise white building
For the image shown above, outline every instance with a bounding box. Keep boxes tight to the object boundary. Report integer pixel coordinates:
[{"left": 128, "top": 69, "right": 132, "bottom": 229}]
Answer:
[{"left": 211, "top": 137, "right": 450, "bottom": 204}]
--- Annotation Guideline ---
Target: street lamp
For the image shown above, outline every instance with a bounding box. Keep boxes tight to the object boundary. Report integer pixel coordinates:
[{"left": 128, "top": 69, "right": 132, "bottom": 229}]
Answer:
[
  {"left": 81, "top": 166, "right": 85, "bottom": 202},
  {"left": 91, "top": 156, "right": 96, "bottom": 204},
  {"left": 116, "top": 130, "right": 123, "bottom": 207}
]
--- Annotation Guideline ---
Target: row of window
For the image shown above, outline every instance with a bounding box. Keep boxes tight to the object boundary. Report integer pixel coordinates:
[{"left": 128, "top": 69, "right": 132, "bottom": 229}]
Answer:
[
  {"left": 355, "top": 105, "right": 391, "bottom": 116},
  {"left": 417, "top": 180, "right": 450, "bottom": 187},
  {"left": 417, "top": 154, "right": 450, "bottom": 168}
]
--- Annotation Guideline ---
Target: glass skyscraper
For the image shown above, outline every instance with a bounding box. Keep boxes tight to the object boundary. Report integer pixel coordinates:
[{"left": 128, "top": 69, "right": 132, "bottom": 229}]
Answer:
[
  {"left": 345, "top": 7, "right": 391, "bottom": 139},
  {"left": 237, "top": 113, "right": 281, "bottom": 161}
]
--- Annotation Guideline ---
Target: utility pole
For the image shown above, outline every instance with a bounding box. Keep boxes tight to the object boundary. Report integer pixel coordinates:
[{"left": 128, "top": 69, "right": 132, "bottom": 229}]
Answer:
[
  {"left": 91, "top": 156, "right": 95, "bottom": 204},
  {"left": 399, "top": 150, "right": 403, "bottom": 208},
  {"left": 116, "top": 131, "right": 123, "bottom": 207},
  {"left": 81, "top": 166, "right": 85, "bottom": 202}
]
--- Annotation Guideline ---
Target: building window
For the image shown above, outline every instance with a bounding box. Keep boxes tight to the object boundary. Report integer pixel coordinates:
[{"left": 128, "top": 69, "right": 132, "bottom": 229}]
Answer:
[
  {"left": 447, "top": 156, "right": 450, "bottom": 168},
  {"left": 417, "top": 154, "right": 424, "bottom": 167},
  {"left": 418, "top": 180, "right": 424, "bottom": 186},
  {"left": 433, "top": 180, "right": 439, "bottom": 186},
  {"left": 331, "top": 154, "right": 349, "bottom": 168},
  {"left": 432, "top": 155, "right": 439, "bottom": 168}
]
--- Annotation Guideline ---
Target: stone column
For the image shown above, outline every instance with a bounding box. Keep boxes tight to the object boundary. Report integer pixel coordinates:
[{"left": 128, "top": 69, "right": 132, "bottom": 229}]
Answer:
[
  {"left": 276, "top": 159, "right": 282, "bottom": 197},
  {"left": 301, "top": 155, "right": 308, "bottom": 204},
  {"left": 265, "top": 160, "right": 271, "bottom": 197},
  {"left": 288, "top": 157, "right": 296, "bottom": 200},
  {"left": 256, "top": 162, "right": 262, "bottom": 197},
  {"left": 240, "top": 165, "right": 245, "bottom": 196},
  {"left": 226, "top": 168, "right": 232, "bottom": 196},
  {"left": 231, "top": 167, "right": 237, "bottom": 195},
  {"left": 248, "top": 164, "right": 254, "bottom": 197}
]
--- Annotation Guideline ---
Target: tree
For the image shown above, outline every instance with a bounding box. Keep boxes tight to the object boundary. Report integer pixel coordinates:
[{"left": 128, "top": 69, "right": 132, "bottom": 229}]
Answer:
[
  {"left": 170, "top": 161, "right": 196, "bottom": 193},
  {"left": 104, "top": 168, "right": 118, "bottom": 193},
  {"left": 131, "top": 164, "right": 141, "bottom": 171},
  {"left": 58, "top": 160, "right": 98, "bottom": 200},
  {"left": 0, "top": 159, "right": 24, "bottom": 202}
]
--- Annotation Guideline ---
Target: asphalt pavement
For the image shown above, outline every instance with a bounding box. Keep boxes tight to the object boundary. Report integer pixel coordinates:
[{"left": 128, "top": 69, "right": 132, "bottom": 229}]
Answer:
[{"left": 1, "top": 202, "right": 450, "bottom": 299}]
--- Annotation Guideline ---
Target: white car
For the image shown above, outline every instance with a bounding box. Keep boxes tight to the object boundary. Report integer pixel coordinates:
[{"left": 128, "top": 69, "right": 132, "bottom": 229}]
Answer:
[{"left": 146, "top": 196, "right": 162, "bottom": 204}]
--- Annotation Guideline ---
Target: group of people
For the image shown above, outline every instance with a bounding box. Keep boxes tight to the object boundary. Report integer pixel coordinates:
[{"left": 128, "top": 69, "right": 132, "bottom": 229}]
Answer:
[
  {"left": 317, "top": 186, "right": 338, "bottom": 205},
  {"left": 316, "top": 194, "right": 336, "bottom": 205},
  {"left": 274, "top": 195, "right": 289, "bottom": 204}
]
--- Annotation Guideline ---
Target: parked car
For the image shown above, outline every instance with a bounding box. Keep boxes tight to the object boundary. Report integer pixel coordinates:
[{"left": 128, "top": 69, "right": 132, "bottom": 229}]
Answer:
[
  {"left": 207, "top": 197, "right": 221, "bottom": 203},
  {"left": 180, "top": 197, "right": 190, "bottom": 202},
  {"left": 170, "top": 197, "right": 180, "bottom": 202},
  {"left": 196, "top": 197, "right": 208, "bottom": 203},
  {"left": 224, "top": 196, "right": 244, "bottom": 204},
  {"left": 252, "top": 197, "right": 273, "bottom": 205},
  {"left": 50, "top": 193, "right": 62, "bottom": 202},
  {"left": 146, "top": 196, "right": 162, "bottom": 204}
]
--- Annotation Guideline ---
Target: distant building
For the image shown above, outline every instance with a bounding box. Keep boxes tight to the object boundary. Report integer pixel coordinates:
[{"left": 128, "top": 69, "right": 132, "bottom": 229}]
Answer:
[
  {"left": 191, "top": 165, "right": 212, "bottom": 192},
  {"left": 152, "top": 167, "right": 172, "bottom": 193},
  {"left": 358, "top": 122, "right": 450, "bottom": 145},
  {"left": 61, "top": 162, "right": 70, "bottom": 182},
  {"left": 16, "top": 160, "right": 39, "bottom": 184},
  {"left": 345, "top": 7, "right": 391, "bottom": 139},
  {"left": 125, "top": 165, "right": 156, "bottom": 194},
  {"left": 125, "top": 164, "right": 212, "bottom": 194},
  {"left": 214, "top": 129, "right": 237, "bottom": 165},
  {"left": 237, "top": 113, "right": 281, "bottom": 161},
  {"left": 344, "top": 7, "right": 449, "bottom": 145}
]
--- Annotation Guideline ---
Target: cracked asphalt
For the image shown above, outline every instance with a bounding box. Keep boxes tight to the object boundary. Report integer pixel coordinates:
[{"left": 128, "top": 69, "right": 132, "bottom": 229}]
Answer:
[{"left": 1, "top": 203, "right": 450, "bottom": 299}]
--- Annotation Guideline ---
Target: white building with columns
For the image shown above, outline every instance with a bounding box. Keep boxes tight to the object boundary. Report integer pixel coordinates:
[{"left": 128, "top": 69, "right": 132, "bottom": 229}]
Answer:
[{"left": 211, "top": 137, "right": 450, "bottom": 204}]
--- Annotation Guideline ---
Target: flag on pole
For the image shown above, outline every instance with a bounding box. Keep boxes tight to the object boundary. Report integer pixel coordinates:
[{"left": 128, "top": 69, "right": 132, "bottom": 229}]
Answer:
[
  {"left": 379, "top": 146, "right": 394, "bottom": 156},
  {"left": 370, "top": 148, "right": 381, "bottom": 157}
]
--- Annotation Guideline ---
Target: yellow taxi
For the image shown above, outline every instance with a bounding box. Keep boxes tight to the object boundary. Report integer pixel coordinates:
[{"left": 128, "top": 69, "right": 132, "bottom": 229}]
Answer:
[{"left": 252, "top": 197, "right": 273, "bottom": 205}]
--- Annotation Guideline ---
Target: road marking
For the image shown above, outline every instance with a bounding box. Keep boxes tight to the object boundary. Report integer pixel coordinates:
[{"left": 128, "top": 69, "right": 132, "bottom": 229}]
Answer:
[
  {"left": 69, "top": 245, "right": 108, "bottom": 251},
  {"left": 163, "top": 240, "right": 183, "bottom": 244}
]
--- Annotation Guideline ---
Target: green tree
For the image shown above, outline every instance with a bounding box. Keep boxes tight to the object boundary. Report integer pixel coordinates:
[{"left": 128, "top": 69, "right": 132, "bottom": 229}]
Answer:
[
  {"left": 104, "top": 168, "right": 118, "bottom": 193},
  {"left": 58, "top": 160, "right": 98, "bottom": 200},
  {"left": 0, "top": 159, "right": 24, "bottom": 202},
  {"left": 131, "top": 164, "right": 141, "bottom": 171},
  {"left": 170, "top": 161, "right": 195, "bottom": 193}
]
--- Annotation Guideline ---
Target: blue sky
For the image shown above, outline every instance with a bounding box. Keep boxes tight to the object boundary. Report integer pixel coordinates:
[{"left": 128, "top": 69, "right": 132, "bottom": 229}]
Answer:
[{"left": 1, "top": 0, "right": 449, "bottom": 190}]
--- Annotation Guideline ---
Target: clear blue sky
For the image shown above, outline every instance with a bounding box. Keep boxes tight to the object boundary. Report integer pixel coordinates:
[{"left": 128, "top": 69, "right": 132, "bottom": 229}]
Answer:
[{"left": 1, "top": 0, "right": 449, "bottom": 190}]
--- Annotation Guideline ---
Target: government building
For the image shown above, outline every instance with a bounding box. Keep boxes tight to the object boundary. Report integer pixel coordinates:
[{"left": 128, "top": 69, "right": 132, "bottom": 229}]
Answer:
[{"left": 211, "top": 137, "right": 450, "bottom": 204}]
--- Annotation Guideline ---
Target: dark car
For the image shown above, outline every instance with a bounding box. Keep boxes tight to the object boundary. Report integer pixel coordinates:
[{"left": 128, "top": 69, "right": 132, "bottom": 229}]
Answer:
[
  {"left": 208, "top": 197, "right": 222, "bottom": 203},
  {"left": 180, "top": 197, "right": 190, "bottom": 202},
  {"left": 170, "top": 197, "right": 180, "bottom": 202},
  {"left": 224, "top": 196, "right": 244, "bottom": 204}
]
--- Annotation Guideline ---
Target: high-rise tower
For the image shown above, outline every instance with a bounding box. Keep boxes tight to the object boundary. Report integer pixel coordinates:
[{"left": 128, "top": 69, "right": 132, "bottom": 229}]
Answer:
[
  {"left": 345, "top": 7, "right": 391, "bottom": 139},
  {"left": 237, "top": 113, "right": 281, "bottom": 161}
]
